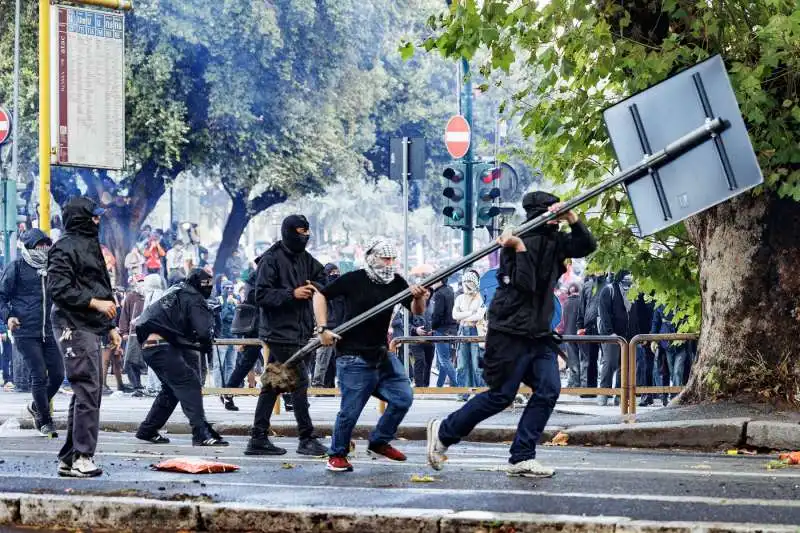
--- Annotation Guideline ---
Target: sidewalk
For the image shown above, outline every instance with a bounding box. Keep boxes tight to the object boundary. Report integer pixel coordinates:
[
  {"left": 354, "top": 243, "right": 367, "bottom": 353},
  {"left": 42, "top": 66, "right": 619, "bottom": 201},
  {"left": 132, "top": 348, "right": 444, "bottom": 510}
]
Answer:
[{"left": 2, "top": 389, "right": 798, "bottom": 450}]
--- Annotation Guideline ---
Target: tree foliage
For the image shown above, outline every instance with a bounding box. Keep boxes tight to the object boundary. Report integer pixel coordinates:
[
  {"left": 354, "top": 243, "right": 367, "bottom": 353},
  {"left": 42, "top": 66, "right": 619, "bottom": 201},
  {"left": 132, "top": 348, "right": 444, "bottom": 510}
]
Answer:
[{"left": 417, "top": 0, "right": 800, "bottom": 330}]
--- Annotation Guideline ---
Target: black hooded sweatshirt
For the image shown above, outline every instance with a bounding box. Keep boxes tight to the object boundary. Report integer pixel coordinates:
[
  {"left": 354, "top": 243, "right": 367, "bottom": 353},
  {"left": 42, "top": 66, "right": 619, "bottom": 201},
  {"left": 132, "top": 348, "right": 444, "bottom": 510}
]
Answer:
[
  {"left": 47, "top": 197, "right": 114, "bottom": 334},
  {"left": 134, "top": 269, "right": 215, "bottom": 352}
]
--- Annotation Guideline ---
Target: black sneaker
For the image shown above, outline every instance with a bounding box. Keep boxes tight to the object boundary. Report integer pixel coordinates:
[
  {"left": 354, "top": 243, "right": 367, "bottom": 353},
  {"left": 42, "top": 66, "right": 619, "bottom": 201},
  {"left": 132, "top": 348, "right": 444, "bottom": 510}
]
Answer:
[
  {"left": 39, "top": 423, "right": 58, "bottom": 439},
  {"left": 297, "top": 437, "right": 328, "bottom": 457},
  {"left": 194, "top": 437, "right": 230, "bottom": 447},
  {"left": 136, "top": 432, "right": 170, "bottom": 444},
  {"left": 245, "top": 436, "right": 287, "bottom": 456},
  {"left": 27, "top": 402, "right": 42, "bottom": 430},
  {"left": 220, "top": 396, "right": 239, "bottom": 411},
  {"left": 282, "top": 394, "right": 294, "bottom": 412}
]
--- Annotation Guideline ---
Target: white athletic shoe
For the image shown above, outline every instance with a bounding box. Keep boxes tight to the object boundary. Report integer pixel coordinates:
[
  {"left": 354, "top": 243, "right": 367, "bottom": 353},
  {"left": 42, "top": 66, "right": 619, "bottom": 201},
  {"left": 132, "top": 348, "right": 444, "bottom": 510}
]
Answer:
[
  {"left": 505, "top": 459, "right": 555, "bottom": 478},
  {"left": 57, "top": 460, "right": 71, "bottom": 477},
  {"left": 426, "top": 418, "right": 448, "bottom": 471},
  {"left": 64, "top": 455, "right": 103, "bottom": 478}
]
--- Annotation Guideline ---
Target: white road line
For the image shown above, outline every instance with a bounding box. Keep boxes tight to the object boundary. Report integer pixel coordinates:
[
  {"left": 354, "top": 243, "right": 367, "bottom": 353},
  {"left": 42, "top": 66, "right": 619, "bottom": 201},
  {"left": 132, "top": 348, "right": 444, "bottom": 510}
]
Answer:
[{"left": 2, "top": 449, "right": 797, "bottom": 479}]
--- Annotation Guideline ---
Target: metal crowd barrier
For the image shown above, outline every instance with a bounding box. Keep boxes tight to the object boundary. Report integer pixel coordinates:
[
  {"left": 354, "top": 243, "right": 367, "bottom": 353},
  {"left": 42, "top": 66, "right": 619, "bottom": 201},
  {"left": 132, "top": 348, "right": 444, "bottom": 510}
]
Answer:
[
  {"left": 626, "top": 333, "right": 699, "bottom": 414},
  {"left": 392, "top": 335, "right": 631, "bottom": 415}
]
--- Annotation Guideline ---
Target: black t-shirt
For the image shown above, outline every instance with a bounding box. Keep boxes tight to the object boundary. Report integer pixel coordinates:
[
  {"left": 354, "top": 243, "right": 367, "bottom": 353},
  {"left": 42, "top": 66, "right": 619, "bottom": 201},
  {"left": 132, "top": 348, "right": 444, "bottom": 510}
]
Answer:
[{"left": 321, "top": 270, "right": 411, "bottom": 362}]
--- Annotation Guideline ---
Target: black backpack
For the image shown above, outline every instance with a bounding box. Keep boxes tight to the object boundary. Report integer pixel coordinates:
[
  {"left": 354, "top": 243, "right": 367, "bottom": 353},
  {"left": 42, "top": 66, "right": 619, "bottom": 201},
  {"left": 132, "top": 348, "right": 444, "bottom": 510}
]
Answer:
[{"left": 230, "top": 282, "right": 258, "bottom": 336}]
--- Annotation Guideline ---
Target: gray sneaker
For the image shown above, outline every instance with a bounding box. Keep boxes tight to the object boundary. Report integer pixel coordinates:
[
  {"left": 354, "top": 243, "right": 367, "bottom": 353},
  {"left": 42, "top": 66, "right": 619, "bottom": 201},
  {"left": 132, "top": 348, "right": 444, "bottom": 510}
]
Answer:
[
  {"left": 297, "top": 437, "right": 328, "bottom": 457},
  {"left": 39, "top": 423, "right": 58, "bottom": 439},
  {"left": 426, "top": 418, "right": 448, "bottom": 471}
]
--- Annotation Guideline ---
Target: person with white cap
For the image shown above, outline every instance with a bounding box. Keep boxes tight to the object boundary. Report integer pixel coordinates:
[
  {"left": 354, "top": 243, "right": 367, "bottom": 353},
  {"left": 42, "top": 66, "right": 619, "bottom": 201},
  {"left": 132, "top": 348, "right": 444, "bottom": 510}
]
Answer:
[{"left": 313, "top": 238, "right": 427, "bottom": 472}]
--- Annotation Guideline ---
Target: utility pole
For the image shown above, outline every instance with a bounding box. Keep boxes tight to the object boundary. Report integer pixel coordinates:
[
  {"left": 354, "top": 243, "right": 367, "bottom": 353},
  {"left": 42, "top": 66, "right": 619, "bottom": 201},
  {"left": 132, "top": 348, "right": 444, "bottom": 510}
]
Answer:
[
  {"left": 8, "top": 0, "right": 21, "bottom": 261},
  {"left": 460, "top": 58, "right": 474, "bottom": 256}
]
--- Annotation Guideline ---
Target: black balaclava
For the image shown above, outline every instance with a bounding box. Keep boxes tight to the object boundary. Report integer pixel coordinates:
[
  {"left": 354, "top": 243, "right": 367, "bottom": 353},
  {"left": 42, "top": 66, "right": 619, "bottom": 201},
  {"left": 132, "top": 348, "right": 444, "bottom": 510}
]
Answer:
[
  {"left": 324, "top": 263, "right": 340, "bottom": 283},
  {"left": 522, "top": 191, "right": 560, "bottom": 222},
  {"left": 281, "top": 214, "right": 310, "bottom": 254},
  {"left": 186, "top": 268, "right": 214, "bottom": 299},
  {"left": 62, "top": 196, "right": 103, "bottom": 238}
]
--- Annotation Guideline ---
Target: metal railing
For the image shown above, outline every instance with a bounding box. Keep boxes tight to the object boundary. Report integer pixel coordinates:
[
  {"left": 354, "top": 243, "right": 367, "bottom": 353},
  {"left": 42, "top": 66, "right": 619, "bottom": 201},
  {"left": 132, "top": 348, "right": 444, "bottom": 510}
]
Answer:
[{"left": 626, "top": 333, "right": 699, "bottom": 414}]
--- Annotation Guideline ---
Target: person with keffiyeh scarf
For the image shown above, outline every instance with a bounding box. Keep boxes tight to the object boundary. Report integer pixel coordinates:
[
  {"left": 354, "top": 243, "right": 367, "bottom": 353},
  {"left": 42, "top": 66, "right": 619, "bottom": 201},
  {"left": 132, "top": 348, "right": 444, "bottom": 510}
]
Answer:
[{"left": 0, "top": 229, "right": 64, "bottom": 438}]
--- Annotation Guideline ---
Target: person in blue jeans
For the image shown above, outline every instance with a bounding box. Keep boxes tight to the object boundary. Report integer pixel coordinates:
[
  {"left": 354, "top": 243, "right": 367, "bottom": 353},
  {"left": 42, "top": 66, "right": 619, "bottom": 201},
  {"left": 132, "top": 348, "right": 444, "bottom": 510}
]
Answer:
[
  {"left": 313, "top": 239, "right": 427, "bottom": 473},
  {"left": 426, "top": 192, "right": 596, "bottom": 477},
  {"left": 453, "top": 269, "right": 485, "bottom": 391},
  {"left": 429, "top": 280, "right": 458, "bottom": 387}
]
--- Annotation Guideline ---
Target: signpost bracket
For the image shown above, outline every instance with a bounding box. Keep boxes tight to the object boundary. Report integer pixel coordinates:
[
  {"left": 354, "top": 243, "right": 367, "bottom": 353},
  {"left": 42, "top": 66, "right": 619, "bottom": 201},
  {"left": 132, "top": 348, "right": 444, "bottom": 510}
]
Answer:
[{"left": 692, "top": 72, "right": 738, "bottom": 191}]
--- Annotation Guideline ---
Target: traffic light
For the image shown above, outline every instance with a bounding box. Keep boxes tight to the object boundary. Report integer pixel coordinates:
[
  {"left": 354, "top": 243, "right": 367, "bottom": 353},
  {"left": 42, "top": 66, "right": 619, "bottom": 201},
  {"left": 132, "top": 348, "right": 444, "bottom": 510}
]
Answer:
[
  {"left": 475, "top": 163, "right": 501, "bottom": 227},
  {"left": 442, "top": 163, "right": 467, "bottom": 228}
]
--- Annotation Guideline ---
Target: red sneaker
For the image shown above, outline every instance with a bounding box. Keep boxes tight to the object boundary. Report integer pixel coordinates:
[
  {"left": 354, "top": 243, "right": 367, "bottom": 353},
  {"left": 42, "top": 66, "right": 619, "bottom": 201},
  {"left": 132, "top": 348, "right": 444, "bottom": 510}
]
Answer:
[
  {"left": 367, "top": 443, "right": 407, "bottom": 462},
  {"left": 326, "top": 456, "right": 353, "bottom": 472}
]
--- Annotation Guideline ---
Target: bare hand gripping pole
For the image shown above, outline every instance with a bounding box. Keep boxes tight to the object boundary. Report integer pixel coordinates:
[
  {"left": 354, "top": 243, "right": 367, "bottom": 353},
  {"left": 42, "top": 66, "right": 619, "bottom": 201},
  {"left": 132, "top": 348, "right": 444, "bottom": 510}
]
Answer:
[{"left": 263, "top": 118, "right": 727, "bottom": 391}]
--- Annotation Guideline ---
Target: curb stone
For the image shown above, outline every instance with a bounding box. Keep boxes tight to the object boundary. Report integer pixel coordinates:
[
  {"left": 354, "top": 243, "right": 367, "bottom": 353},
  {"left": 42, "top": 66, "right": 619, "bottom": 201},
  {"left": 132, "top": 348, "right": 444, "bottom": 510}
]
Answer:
[
  {"left": 745, "top": 421, "right": 800, "bottom": 450},
  {"left": 561, "top": 418, "right": 750, "bottom": 449},
  {"left": 1, "top": 494, "right": 799, "bottom": 533}
]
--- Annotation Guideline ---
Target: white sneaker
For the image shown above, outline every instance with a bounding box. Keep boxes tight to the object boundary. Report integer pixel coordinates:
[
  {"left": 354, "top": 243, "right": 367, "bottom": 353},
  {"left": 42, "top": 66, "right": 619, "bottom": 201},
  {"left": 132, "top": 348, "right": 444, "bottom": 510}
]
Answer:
[
  {"left": 505, "top": 459, "right": 555, "bottom": 478},
  {"left": 65, "top": 455, "right": 103, "bottom": 478},
  {"left": 426, "top": 418, "right": 448, "bottom": 471},
  {"left": 57, "top": 460, "right": 71, "bottom": 477}
]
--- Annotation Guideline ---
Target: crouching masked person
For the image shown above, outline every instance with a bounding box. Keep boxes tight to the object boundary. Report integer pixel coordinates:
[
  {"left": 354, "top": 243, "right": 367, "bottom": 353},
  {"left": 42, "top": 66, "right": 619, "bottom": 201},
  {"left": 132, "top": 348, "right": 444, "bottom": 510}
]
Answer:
[
  {"left": 134, "top": 268, "right": 228, "bottom": 446},
  {"left": 426, "top": 192, "right": 597, "bottom": 477},
  {"left": 314, "top": 239, "right": 427, "bottom": 472}
]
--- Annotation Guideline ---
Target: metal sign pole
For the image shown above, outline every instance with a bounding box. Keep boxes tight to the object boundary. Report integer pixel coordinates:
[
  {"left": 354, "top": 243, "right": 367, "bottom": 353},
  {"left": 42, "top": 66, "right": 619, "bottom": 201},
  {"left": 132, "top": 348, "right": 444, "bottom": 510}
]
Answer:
[{"left": 402, "top": 137, "right": 411, "bottom": 376}]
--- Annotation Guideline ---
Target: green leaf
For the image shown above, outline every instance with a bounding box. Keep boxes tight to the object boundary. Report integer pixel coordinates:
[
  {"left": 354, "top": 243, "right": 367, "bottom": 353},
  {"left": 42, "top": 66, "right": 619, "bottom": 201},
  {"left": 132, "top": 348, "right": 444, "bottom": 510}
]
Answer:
[{"left": 399, "top": 41, "right": 415, "bottom": 61}]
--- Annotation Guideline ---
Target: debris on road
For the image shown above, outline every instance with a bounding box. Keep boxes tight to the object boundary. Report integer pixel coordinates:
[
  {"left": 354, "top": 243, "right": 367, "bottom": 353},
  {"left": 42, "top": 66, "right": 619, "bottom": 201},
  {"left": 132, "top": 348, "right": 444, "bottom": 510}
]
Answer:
[
  {"left": 545, "top": 432, "right": 569, "bottom": 446},
  {"left": 151, "top": 457, "right": 240, "bottom": 474},
  {"left": 410, "top": 474, "right": 437, "bottom": 483}
]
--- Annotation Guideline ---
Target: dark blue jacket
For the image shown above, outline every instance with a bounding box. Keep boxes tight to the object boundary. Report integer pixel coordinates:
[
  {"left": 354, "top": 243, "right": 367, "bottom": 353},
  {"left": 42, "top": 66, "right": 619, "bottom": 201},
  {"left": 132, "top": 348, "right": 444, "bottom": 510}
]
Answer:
[
  {"left": 651, "top": 305, "right": 679, "bottom": 350},
  {"left": 0, "top": 230, "right": 54, "bottom": 340}
]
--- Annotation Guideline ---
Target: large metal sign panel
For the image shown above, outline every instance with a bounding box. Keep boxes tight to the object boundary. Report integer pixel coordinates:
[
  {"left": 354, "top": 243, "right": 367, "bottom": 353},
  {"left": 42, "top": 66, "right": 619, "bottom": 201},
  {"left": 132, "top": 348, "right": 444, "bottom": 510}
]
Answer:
[
  {"left": 603, "top": 55, "right": 763, "bottom": 236},
  {"left": 50, "top": 6, "right": 125, "bottom": 170}
]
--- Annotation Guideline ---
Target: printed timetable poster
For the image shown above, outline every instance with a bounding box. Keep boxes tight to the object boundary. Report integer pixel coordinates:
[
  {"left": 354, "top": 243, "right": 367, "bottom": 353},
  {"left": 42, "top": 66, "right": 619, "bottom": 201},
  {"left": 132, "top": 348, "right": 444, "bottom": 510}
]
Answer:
[{"left": 51, "top": 6, "right": 125, "bottom": 170}]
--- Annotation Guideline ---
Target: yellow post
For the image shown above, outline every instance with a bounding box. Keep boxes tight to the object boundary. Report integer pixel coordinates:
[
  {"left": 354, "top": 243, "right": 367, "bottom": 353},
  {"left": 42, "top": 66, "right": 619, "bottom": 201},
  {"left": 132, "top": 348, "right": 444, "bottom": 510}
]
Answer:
[{"left": 38, "top": 0, "right": 51, "bottom": 235}]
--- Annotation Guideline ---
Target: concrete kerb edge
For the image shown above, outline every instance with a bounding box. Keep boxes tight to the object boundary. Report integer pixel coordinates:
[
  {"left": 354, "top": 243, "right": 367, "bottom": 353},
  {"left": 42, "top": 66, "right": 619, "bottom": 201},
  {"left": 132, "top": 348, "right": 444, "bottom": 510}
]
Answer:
[{"left": 2, "top": 494, "right": 799, "bottom": 533}]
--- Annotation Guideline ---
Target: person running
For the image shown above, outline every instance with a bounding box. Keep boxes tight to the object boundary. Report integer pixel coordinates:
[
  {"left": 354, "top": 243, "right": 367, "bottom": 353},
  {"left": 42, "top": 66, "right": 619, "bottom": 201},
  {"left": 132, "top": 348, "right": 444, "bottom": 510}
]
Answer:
[
  {"left": 314, "top": 239, "right": 427, "bottom": 472},
  {"left": 426, "top": 192, "right": 596, "bottom": 477}
]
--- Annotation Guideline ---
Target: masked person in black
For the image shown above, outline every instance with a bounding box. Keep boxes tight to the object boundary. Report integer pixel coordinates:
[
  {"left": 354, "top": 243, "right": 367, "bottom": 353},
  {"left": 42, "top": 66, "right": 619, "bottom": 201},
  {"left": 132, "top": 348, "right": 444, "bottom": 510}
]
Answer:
[
  {"left": 245, "top": 215, "right": 328, "bottom": 457},
  {"left": 48, "top": 197, "right": 121, "bottom": 478},
  {"left": 427, "top": 192, "right": 596, "bottom": 477},
  {"left": 311, "top": 263, "right": 344, "bottom": 389},
  {"left": 0, "top": 229, "right": 63, "bottom": 438},
  {"left": 134, "top": 268, "right": 228, "bottom": 446}
]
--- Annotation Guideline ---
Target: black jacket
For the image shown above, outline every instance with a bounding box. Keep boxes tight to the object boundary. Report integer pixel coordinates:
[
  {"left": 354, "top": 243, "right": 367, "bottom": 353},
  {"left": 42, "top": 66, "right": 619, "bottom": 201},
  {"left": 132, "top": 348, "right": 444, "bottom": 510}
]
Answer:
[
  {"left": 430, "top": 284, "right": 457, "bottom": 334},
  {"left": 0, "top": 230, "right": 54, "bottom": 339},
  {"left": 255, "top": 242, "right": 325, "bottom": 345},
  {"left": 597, "top": 273, "right": 642, "bottom": 340},
  {"left": 47, "top": 198, "right": 114, "bottom": 334},
  {"left": 488, "top": 221, "right": 596, "bottom": 339},
  {"left": 563, "top": 293, "right": 581, "bottom": 336},
  {"left": 135, "top": 282, "right": 215, "bottom": 352},
  {"left": 575, "top": 275, "right": 607, "bottom": 333}
]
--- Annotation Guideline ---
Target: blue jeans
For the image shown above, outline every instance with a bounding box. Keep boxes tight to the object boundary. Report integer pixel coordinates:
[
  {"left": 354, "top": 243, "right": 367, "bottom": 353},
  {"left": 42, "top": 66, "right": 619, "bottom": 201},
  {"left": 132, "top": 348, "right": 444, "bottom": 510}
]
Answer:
[
  {"left": 456, "top": 326, "right": 483, "bottom": 387},
  {"left": 434, "top": 332, "right": 458, "bottom": 387},
  {"left": 330, "top": 354, "right": 413, "bottom": 457},
  {"left": 439, "top": 333, "right": 560, "bottom": 464},
  {"left": 635, "top": 345, "right": 654, "bottom": 388},
  {"left": 667, "top": 345, "right": 689, "bottom": 387},
  {"left": 211, "top": 345, "right": 236, "bottom": 388}
]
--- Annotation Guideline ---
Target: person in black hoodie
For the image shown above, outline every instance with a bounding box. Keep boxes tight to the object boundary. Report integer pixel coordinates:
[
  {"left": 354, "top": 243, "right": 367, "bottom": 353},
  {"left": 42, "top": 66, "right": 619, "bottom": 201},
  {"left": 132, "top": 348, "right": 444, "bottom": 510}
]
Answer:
[
  {"left": 134, "top": 268, "right": 228, "bottom": 447},
  {"left": 0, "top": 229, "right": 63, "bottom": 438},
  {"left": 245, "top": 214, "right": 328, "bottom": 457},
  {"left": 596, "top": 270, "right": 637, "bottom": 406},
  {"left": 575, "top": 272, "right": 608, "bottom": 392},
  {"left": 427, "top": 191, "right": 596, "bottom": 477},
  {"left": 562, "top": 283, "right": 582, "bottom": 388},
  {"left": 48, "top": 197, "right": 120, "bottom": 478}
]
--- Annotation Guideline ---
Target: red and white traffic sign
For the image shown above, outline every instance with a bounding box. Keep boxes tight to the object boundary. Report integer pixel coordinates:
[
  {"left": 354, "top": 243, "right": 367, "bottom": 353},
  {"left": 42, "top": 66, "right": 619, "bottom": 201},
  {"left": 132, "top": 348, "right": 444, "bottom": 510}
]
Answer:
[
  {"left": 0, "top": 107, "right": 11, "bottom": 145},
  {"left": 445, "top": 115, "right": 471, "bottom": 159}
]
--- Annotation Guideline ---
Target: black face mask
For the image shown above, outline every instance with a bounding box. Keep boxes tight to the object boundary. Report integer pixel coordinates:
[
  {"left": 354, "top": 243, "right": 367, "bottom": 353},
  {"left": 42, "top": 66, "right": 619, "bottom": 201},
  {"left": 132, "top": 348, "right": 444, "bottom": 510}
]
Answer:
[
  {"left": 281, "top": 215, "right": 310, "bottom": 254},
  {"left": 186, "top": 269, "right": 213, "bottom": 299},
  {"left": 327, "top": 273, "right": 340, "bottom": 283}
]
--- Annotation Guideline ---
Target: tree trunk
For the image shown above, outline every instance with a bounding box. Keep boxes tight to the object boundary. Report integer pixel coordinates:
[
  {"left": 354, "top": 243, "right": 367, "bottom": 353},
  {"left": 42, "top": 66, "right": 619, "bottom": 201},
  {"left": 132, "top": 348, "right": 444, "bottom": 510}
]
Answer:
[
  {"left": 213, "top": 194, "right": 249, "bottom": 277},
  {"left": 680, "top": 192, "right": 800, "bottom": 405}
]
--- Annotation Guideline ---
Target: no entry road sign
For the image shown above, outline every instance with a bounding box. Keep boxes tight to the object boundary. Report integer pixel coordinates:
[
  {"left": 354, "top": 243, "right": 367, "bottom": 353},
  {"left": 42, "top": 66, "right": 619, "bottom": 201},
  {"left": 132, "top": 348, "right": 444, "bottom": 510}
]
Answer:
[
  {"left": 445, "top": 115, "right": 471, "bottom": 159},
  {"left": 0, "top": 107, "right": 11, "bottom": 145}
]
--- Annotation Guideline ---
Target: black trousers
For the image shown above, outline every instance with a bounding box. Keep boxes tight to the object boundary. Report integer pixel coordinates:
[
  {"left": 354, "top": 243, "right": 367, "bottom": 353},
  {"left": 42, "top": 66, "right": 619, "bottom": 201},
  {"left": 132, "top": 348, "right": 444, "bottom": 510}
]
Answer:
[
  {"left": 412, "top": 345, "right": 434, "bottom": 387},
  {"left": 225, "top": 345, "right": 261, "bottom": 388},
  {"left": 16, "top": 336, "right": 64, "bottom": 425},
  {"left": 138, "top": 344, "right": 210, "bottom": 442},
  {"left": 252, "top": 343, "right": 313, "bottom": 440},
  {"left": 578, "top": 334, "right": 600, "bottom": 388}
]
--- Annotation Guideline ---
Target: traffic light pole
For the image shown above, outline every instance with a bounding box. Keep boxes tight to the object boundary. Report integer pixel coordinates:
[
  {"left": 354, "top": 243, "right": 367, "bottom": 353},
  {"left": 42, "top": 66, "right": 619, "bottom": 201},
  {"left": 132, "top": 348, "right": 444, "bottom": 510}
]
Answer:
[{"left": 461, "top": 58, "right": 474, "bottom": 256}]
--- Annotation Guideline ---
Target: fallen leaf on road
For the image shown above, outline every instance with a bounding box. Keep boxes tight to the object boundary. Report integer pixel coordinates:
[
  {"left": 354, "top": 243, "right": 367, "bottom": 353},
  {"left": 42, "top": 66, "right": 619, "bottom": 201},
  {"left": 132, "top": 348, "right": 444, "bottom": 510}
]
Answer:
[
  {"left": 281, "top": 463, "right": 296, "bottom": 469},
  {"left": 410, "top": 474, "right": 437, "bottom": 483},
  {"left": 690, "top": 464, "right": 711, "bottom": 469},
  {"left": 778, "top": 452, "right": 800, "bottom": 465},
  {"left": 544, "top": 432, "right": 569, "bottom": 446},
  {"left": 767, "top": 460, "right": 790, "bottom": 470}
]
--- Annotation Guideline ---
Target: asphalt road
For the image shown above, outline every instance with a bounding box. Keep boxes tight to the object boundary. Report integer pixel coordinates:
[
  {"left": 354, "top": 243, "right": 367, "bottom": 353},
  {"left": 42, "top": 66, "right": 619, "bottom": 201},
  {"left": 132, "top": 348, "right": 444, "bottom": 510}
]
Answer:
[{"left": 1, "top": 430, "right": 800, "bottom": 527}]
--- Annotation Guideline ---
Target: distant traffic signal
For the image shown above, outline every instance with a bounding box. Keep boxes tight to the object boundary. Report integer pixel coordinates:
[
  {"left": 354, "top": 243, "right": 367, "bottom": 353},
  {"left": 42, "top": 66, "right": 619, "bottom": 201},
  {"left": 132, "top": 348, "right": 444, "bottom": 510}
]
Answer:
[
  {"left": 442, "top": 164, "right": 467, "bottom": 228},
  {"left": 475, "top": 163, "right": 501, "bottom": 227}
]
